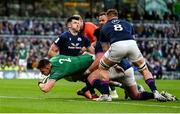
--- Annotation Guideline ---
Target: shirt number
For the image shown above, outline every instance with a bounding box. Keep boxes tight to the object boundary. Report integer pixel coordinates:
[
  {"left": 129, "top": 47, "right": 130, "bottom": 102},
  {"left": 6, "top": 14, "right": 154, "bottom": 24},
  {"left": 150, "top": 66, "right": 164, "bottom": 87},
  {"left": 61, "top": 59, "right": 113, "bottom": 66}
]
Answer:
[
  {"left": 113, "top": 24, "right": 123, "bottom": 31},
  {"left": 59, "top": 58, "right": 71, "bottom": 64}
]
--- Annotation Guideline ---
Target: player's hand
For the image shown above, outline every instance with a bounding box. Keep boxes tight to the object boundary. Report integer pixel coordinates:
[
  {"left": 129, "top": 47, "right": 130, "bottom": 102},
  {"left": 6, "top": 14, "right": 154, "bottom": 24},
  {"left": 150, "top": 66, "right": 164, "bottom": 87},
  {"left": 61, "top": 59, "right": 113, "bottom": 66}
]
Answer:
[{"left": 38, "top": 80, "right": 43, "bottom": 86}]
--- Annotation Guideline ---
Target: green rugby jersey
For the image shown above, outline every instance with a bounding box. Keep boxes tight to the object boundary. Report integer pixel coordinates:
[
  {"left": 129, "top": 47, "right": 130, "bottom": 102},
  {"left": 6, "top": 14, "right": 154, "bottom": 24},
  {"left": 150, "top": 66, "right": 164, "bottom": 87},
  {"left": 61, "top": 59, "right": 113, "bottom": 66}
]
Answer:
[
  {"left": 18, "top": 48, "right": 28, "bottom": 59},
  {"left": 48, "top": 54, "right": 94, "bottom": 81}
]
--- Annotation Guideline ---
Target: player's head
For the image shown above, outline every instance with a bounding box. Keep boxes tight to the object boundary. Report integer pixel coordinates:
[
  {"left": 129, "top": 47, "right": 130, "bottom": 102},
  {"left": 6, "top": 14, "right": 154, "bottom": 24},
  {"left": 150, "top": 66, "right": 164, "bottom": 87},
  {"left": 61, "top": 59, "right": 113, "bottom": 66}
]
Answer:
[
  {"left": 106, "top": 9, "right": 118, "bottom": 20},
  {"left": 73, "top": 14, "right": 84, "bottom": 29},
  {"left": 37, "top": 59, "right": 51, "bottom": 76},
  {"left": 20, "top": 43, "right": 25, "bottom": 48},
  {"left": 66, "top": 16, "right": 80, "bottom": 32},
  {"left": 98, "top": 12, "right": 108, "bottom": 27}
]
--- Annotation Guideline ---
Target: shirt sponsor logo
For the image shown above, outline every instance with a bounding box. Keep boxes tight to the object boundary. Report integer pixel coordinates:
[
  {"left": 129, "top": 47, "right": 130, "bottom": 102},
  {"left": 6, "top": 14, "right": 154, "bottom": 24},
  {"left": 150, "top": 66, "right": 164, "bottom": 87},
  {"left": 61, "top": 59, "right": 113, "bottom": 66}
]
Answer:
[
  {"left": 68, "top": 43, "right": 81, "bottom": 49},
  {"left": 112, "top": 19, "right": 120, "bottom": 24},
  {"left": 77, "top": 37, "right": 82, "bottom": 41}
]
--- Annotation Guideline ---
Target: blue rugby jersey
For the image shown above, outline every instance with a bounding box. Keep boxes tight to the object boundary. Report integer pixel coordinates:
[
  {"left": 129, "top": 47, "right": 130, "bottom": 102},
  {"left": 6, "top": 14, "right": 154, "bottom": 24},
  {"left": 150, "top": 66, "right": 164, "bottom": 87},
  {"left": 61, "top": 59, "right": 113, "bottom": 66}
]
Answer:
[
  {"left": 54, "top": 31, "right": 91, "bottom": 56},
  {"left": 100, "top": 18, "right": 135, "bottom": 44}
]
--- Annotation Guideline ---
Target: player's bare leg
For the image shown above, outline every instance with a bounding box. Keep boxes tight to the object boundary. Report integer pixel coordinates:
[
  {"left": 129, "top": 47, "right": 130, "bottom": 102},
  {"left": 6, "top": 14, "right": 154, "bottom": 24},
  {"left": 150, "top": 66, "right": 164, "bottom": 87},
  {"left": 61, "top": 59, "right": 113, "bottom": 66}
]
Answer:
[
  {"left": 92, "top": 57, "right": 117, "bottom": 101},
  {"left": 132, "top": 58, "right": 167, "bottom": 101}
]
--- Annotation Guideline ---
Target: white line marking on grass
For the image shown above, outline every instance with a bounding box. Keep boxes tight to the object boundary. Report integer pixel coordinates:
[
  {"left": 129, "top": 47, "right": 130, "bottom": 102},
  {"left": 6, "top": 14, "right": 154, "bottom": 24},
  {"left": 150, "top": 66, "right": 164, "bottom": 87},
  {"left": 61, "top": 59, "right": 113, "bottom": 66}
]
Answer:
[
  {"left": 0, "top": 96, "right": 44, "bottom": 100},
  {"left": 67, "top": 99, "right": 180, "bottom": 109},
  {"left": 122, "top": 102, "right": 180, "bottom": 109},
  {"left": 1, "top": 96, "right": 180, "bottom": 109}
]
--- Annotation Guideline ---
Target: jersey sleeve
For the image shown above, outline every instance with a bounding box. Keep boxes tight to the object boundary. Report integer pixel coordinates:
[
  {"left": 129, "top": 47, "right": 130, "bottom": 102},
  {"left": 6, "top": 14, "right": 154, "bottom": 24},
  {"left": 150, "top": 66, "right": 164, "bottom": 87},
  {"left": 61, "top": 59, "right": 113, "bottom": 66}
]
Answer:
[
  {"left": 83, "top": 37, "right": 91, "bottom": 48},
  {"left": 49, "top": 72, "right": 63, "bottom": 81},
  {"left": 131, "top": 26, "right": 136, "bottom": 39},
  {"left": 54, "top": 35, "right": 65, "bottom": 47},
  {"left": 100, "top": 29, "right": 110, "bottom": 43},
  {"left": 95, "top": 41, "right": 103, "bottom": 54},
  {"left": 93, "top": 28, "right": 100, "bottom": 41}
]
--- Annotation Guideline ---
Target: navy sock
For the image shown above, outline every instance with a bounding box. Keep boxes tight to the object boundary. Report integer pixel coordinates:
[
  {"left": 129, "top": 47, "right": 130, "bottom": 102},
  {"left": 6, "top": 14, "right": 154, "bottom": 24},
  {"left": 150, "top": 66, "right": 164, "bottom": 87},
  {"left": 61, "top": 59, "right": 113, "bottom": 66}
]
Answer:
[
  {"left": 145, "top": 78, "right": 157, "bottom": 92},
  {"left": 92, "top": 79, "right": 109, "bottom": 95},
  {"left": 110, "top": 85, "right": 116, "bottom": 91},
  {"left": 101, "top": 81, "right": 109, "bottom": 95},
  {"left": 86, "top": 81, "right": 95, "bottom": 94},
  {"left": 140, "top": 91, "right": 154, "bottom": 100},
  {"left": 81, "top": 86, "right": 88, "bottom": 93}
]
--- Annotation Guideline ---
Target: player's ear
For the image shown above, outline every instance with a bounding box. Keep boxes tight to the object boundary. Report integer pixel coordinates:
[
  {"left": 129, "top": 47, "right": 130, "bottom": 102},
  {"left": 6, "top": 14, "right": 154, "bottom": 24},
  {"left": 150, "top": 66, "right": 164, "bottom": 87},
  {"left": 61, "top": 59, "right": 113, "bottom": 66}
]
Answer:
[{"left": 66, "top": 22, "right": 71, "bottom": 28}]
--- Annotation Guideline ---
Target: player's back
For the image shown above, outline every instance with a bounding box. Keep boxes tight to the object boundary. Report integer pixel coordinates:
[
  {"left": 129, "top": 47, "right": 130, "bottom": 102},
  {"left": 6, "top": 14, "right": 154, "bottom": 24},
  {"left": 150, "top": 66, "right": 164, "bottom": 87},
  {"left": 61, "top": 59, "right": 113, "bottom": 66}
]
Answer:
[
  {"left": 83, "top": 22, "right": 97, "bottom": 43},
  {"left": 101, "top": 19, "right": 135, "bottom": 44},
  {"left": 49, "top": 54, "right": 94, "bottom": 80}
]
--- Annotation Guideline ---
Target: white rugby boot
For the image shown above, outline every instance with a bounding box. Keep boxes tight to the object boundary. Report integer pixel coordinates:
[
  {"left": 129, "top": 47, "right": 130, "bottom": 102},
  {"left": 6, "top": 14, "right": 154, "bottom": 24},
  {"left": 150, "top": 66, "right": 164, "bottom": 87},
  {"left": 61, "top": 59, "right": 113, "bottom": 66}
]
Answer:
[
  {"left": 160, "top": 91, "right": 178, "bottom": 101},
  {"left": 95, "top": 94, "right": 112, "bottom": 101},
  {"left": 153, "top": 90, "right": 167, "bottom": 102},
  {"left": 110, "top": 90, "right": 119, "bottom": 99}
]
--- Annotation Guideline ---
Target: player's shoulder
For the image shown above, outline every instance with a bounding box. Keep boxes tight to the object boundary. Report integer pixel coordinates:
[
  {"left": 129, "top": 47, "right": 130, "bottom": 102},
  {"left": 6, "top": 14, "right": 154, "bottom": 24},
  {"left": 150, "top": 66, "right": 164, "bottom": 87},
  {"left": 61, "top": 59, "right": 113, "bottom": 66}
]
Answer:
[
  {"left": 59, "top": 31, "right": 70, "bottom": 38},
  {"left": 122, "top": 20, "right": 132, "bottom": 25},
  {"left": 108, "top": 18, "right": 129, "bottom": 25},
  {"left": 77, "top": 32, "right": 86, "bottom": 38}
]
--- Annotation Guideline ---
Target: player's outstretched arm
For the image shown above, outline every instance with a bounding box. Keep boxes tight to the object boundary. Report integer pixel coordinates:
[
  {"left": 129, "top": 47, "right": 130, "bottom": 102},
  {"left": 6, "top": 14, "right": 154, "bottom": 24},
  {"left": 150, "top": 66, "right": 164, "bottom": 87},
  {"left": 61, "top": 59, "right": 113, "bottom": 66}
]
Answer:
[
  {"left": 38, "top": 79, "right": 56, "bottom": 93},
  {"left": 48, "top": 43, "right": 59, "bottom": 58}
]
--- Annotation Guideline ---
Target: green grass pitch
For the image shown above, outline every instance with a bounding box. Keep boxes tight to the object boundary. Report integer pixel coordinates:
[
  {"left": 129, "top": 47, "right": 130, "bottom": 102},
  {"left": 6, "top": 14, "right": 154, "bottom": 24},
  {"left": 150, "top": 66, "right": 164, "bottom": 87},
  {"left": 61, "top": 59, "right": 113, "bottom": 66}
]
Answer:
[{"left": 0, "top": 79, "right": 180, "bottom": 113}]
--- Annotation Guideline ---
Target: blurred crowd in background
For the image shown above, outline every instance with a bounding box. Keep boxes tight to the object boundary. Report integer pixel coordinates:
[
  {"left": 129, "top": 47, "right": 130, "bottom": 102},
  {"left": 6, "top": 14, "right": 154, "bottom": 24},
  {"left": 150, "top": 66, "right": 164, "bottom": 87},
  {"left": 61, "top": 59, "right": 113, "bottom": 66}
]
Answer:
[
  {"left": 0, "top": 19, "right": 179, "bottom": 75},
  {"left": 0, "top": 0, "right": 179, "bottom": 79}
]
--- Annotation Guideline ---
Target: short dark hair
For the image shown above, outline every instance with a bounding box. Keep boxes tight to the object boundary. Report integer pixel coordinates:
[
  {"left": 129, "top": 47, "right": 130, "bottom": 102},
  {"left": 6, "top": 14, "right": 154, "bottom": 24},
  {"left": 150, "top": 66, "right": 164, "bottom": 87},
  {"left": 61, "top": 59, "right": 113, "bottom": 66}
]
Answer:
[
  {"left": 98, "top": 12, "right": 106, "bottom": 17},
  {"left": 106, "top": 9, "right": 118, "bottom": 17},
  {"left": 66, "top": 16, "right": 80, "bottom": 26},
  {"left": 37, "top": 59, "right": 50, "bottom": 69},
  {"left": 73, "top": 14, "right": 82, "bottom": 19}
]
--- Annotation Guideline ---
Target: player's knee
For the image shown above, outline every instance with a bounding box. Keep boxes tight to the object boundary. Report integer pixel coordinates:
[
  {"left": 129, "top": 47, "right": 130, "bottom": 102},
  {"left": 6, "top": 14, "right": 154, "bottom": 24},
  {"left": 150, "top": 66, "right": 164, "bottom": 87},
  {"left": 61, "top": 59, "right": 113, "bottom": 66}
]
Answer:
[
  {"left": 99, "top": 59, "right": 111, "bottom": 70},
  {"left": 87, "top": 71, "right": 100, "bottom": 85},
  {"left": 138, "top": 61, "right": 147, "bottom": 72}
]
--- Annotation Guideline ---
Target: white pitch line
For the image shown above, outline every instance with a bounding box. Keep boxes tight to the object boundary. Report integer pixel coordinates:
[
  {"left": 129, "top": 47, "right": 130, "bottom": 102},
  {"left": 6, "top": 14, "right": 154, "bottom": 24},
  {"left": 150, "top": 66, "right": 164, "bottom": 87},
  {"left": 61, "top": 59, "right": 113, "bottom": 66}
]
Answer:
[
  {"left": 0, "top": 96, "right": 180, "bottom": 109},
  {"left": 66, "top": 99, "right": 180, "bottom": 109},
  {"left": 0, "top": 96, "right": 44, "bottom": 100}
]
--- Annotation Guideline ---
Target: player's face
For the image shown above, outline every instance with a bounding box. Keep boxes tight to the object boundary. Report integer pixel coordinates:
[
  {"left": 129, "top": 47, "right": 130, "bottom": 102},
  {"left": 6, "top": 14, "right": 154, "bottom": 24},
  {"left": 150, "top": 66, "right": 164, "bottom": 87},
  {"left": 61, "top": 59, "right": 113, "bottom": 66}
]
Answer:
[
  {"left": 70, "top": 19, "right": 80, "bottom": 32},
  {"left": 40, "top": 64, "right": 51, "bottom": 76},
  {"left": 99, "top": 15, "right": 108, "bottom": 27}
]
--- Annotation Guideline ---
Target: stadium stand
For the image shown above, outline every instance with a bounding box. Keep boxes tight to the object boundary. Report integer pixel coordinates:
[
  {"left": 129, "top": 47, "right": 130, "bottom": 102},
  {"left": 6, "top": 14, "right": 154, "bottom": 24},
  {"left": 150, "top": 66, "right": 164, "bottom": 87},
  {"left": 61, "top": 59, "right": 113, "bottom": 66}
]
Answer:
[{"left": 0, "top": 19, "right": 179, "bottom": 73}]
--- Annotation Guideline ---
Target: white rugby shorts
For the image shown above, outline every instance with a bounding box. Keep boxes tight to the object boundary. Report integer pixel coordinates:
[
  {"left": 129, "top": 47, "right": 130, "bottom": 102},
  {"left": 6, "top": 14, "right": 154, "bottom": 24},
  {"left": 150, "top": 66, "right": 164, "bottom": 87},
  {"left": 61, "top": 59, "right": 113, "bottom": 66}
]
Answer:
[
  {"left": 104, "top": 40, "right": 143, "bottom": 63},
  {"left": 19, "top": 59, "right": 27, "bottom": 67},
  {"left": 109, "top": 67, "right": 136, "bottom": 86}
]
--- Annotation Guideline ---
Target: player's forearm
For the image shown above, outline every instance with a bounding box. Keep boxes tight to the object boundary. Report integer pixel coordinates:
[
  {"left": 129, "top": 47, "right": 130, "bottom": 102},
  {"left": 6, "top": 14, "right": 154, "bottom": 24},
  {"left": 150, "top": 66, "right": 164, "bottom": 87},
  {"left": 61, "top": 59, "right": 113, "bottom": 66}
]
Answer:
[
  {"left": 87, "top": 46, "right": 95, "bottom": 54},
  {"left": 48, "top": 50, "right": 58, "bottom": 58},
  {"left": 87, "top": 52, "right": 103, "bottom": 73},
  {"left": 48, "top": 43, "right": 59, "bottom": 58},
  {"left": 101, "top": 43, "right": 110, "bottom": 52},
  {"left": 38, "top": 80, "right": 55, "bottom": 93}
]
